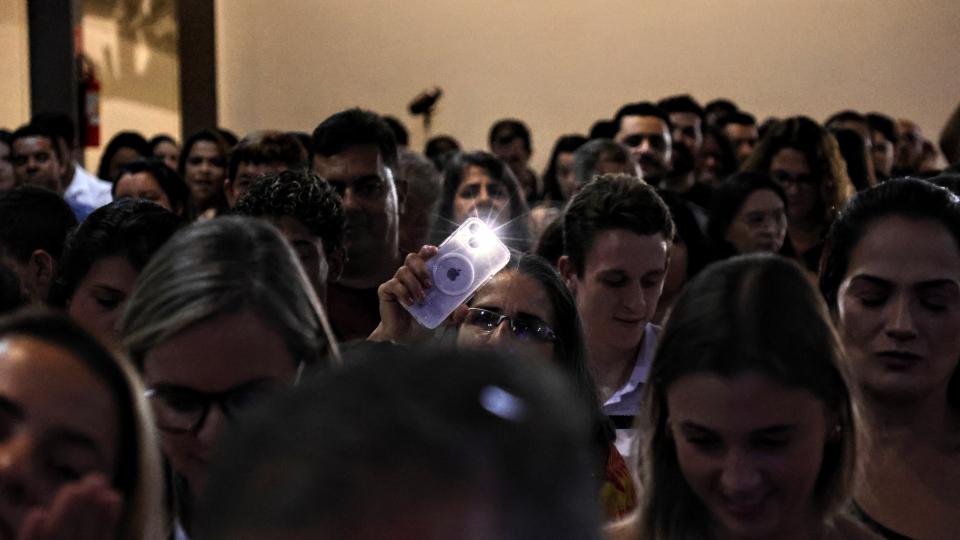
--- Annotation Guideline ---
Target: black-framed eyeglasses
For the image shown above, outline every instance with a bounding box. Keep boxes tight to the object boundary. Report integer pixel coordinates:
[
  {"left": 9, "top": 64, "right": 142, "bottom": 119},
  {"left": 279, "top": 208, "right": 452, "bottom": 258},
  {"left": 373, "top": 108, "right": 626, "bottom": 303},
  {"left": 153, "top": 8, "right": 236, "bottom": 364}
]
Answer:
[
  {"left": 145, "top": 362, "right": 305, "bottom": 434},
  {"left": 463, "top": 307, "right": 558, "bottom": 343}
]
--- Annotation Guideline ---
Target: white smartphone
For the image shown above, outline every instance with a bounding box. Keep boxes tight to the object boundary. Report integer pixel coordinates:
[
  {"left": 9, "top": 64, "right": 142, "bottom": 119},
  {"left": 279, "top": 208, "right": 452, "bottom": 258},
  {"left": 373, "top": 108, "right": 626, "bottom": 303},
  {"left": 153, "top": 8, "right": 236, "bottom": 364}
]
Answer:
[{"left": 404, "top": 218, "right": 511, "bottom": 329}]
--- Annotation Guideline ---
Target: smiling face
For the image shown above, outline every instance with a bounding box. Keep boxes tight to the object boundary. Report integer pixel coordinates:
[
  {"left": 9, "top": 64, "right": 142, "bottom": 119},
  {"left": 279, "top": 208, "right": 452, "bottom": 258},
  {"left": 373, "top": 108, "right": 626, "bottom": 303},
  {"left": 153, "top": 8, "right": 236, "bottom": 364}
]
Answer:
[
  {"left": 67, "top": 255, "right": 139, "bottom": 346},
  {"left": 456, "top": 270, "right": 556, "bottom": 363},
  {"left": 668, "top": 371, "right": 830, "bottom": 539},
  {"left": 452, "top": 166, "right": 511, "bottom": 227},
  {"left": 0, "top": 336, "right": 118, "bottom": 536},
  {"left": 725, "top": 189, "right": 788, "bottom": 255},
  {"left": 565, "top": 229, "right": 668, "bottom": 354},
  {"left": 837, "top": 216, "right": 960, "bottom": 404},
  {"left": 141, "top": 308, "right": 298, "bottom": 496}
]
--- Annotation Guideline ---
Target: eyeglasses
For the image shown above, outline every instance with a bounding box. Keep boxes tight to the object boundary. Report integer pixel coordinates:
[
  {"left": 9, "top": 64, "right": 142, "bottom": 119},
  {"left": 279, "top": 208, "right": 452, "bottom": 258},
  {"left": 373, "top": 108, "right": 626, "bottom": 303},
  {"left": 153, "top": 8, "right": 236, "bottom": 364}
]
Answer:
[
  {"left": 145, "top": 363, "right": 305, "bottom": 434},
  {"left": 463, "top": 307, "right": 558, "bottom": 343}
]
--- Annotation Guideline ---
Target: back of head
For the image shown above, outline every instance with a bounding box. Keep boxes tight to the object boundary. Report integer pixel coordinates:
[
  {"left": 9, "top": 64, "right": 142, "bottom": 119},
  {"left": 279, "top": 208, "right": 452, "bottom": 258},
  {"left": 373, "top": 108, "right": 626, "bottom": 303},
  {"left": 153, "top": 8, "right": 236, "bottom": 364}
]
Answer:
[
  {"left": 232, "top": 169, "right": 346, "bottom": 263},
  {"left": 50, "top": 199, "right": 183, "bottom": 306},
  {"left": 227, "top": 130, "right": 308, "bottom": 180},
  {"left": 562, "top": 174, "right": 674, "bottom": 274},
  {"left": 197, "top": 344, "right": 601, "bottom": 540},
  {"left": 121, "top": 216, "right": 334, "bottom": 369},
  {"left": 572, "top": 139, "right": 630, "bottom": 191},
  {"left": 312, "top": 108, "right": 399, "bottom": 170},
  {"left": 641, "top": 254, "right": 854, "bottom": 538},
  {"left": 399, "top": 148, "right": 442, "bottom": 215},
  {"left": 0, "top": 185, "right": 77, "bottom": 263}
]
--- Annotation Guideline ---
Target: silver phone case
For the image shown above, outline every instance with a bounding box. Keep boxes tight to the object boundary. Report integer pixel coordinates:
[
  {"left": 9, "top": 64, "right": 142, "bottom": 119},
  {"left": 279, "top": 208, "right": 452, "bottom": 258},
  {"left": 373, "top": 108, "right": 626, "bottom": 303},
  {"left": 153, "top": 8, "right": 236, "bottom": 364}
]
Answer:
[{"left": 404, "top": 217, "right": 511, "bottom": 329}]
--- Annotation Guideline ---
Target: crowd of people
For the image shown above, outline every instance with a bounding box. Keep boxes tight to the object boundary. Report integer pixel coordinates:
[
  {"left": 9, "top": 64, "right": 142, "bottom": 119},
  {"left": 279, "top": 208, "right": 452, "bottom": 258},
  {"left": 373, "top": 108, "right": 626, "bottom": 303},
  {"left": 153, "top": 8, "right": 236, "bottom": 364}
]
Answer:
[{"left": 0, "top": 94, "right": 959, "bottom": 539}]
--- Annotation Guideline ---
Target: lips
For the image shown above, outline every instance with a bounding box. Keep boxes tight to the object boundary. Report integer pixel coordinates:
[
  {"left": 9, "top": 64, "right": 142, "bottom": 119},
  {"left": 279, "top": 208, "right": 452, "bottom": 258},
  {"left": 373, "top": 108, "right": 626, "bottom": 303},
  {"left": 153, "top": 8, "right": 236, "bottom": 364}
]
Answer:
[
  {"left": 720, "top": 493, "right": 769, "bottom": 520},
  {"left": 875, "top": 350, "right": 923, "bottom": 369}
]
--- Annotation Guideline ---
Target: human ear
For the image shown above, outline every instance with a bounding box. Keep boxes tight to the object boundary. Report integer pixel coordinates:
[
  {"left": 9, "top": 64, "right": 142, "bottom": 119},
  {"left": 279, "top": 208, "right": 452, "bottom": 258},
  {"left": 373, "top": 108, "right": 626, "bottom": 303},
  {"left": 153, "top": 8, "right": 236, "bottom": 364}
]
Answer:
[
  {"left": 223, "top": 178, "right": 237, "bottom": 207},
  {"left": 557, "top": 255, "right": 578, "bottom": 295},
  {"left": 27, "top": 250, "right": 55, "bottom": 303}
]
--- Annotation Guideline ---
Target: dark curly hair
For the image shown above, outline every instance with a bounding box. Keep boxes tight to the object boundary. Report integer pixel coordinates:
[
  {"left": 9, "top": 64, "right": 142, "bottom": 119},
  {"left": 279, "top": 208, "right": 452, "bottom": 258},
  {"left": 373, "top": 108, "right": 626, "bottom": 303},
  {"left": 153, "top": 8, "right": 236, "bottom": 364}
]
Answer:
[{"left": 232, "top": 169, "right": 346, "bottom": 263}]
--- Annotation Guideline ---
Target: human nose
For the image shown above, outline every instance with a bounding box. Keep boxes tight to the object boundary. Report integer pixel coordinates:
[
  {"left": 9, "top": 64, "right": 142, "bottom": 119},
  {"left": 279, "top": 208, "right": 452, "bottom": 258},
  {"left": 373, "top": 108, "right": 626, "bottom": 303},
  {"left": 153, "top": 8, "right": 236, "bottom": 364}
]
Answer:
[
  {"left": 485, "top": 318, "right": 514, "bottom": 347},
  {"left": 0, "top": 433, "right": 39, "bottom": 509},
  {"left": 195, "top": 403, "right": 228, "bottom": 448},
  {"left": 340, "top": 186, "right": 358, "bottom": 210},
  {"left": 720, "top": 451, "right": 763, "bottom": 496},
  {"left": 885, "top": 294, "right": 918, "bottom": 340}
]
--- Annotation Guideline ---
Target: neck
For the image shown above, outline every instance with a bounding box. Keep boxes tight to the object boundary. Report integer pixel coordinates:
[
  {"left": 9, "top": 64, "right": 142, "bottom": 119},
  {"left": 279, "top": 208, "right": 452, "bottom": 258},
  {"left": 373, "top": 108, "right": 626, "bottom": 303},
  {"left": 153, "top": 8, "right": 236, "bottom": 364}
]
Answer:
[
  {"left": 856, "top": 386, "right": 957, "bottom": 450},
  {"left": 587, "top": 332, "right": 642, "bottom": 400},
  {"left": 714, "top": 504, "right": 827, "bottom": 540}
]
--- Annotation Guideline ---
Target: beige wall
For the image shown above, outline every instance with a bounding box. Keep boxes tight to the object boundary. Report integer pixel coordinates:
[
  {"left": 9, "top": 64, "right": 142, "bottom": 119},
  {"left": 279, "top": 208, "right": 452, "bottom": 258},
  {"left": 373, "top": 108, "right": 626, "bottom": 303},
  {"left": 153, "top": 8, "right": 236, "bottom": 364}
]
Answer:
[
  {"left": 82, "top": 0, "right": 180, "bottom": 174},
  {"left": 0, "top": 0, "right": 31, "bottom": 129},
  {"left": 216, "top": 0, "right": 960, "bottom": 171}
]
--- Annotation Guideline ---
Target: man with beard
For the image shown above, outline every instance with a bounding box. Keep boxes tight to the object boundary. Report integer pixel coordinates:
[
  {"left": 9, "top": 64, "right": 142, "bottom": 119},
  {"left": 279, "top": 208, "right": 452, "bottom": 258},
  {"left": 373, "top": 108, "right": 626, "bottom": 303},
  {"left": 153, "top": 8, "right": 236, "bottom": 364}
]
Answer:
[
  {"left": 658, "top": 95, "right": 713, "bottom": 208},
  {"left": 313, "top": 109, "right": 406, "bottom": 340},
  {"left": 613, "top": 102, "right": 673, "bottom": 186}
]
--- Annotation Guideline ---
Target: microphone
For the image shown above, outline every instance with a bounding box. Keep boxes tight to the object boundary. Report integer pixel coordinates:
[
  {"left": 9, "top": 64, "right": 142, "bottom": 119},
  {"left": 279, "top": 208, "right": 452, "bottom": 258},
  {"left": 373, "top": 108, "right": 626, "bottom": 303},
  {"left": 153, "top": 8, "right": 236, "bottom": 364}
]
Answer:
[{"left": 409, "top": 87, "right": 443, "bottom": 116}]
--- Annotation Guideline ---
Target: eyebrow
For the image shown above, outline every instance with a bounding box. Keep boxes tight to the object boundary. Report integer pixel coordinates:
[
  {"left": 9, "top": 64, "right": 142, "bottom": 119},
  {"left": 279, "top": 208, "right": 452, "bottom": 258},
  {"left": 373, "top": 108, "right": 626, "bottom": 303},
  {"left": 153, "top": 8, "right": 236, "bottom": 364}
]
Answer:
[
  {"left": 44, "top": 428, "right": 103, "bottom": 457},
  {"left": 851, "top": 274, "right": 960, "bottom": 289}
]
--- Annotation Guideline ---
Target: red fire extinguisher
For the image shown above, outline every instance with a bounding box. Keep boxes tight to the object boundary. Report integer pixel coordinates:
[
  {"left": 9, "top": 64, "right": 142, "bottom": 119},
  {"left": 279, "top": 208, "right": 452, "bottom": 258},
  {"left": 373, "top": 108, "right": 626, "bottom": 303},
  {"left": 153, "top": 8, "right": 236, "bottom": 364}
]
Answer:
[{"left": 77, "top": 54, "right": 101, "bottom": 148}]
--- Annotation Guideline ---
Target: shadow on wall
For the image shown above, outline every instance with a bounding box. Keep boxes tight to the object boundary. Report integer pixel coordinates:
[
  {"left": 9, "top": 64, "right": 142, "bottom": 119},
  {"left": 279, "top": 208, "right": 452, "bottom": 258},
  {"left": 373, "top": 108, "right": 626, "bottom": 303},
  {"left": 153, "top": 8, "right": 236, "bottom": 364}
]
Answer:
[{"left": 84, "top": 0, "right": 178, "bottom": 111}]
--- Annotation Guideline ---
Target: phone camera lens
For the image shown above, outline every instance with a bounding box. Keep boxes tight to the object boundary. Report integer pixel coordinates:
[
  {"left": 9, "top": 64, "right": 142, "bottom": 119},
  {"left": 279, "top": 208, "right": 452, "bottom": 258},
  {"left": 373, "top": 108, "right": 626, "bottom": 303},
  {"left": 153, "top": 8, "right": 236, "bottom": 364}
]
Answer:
[
  {"left": 468, "top": 236, "right": 481, "bottom": 249},
  {"left": 468, "top": 222, "right": 481, "bottom": 234}
]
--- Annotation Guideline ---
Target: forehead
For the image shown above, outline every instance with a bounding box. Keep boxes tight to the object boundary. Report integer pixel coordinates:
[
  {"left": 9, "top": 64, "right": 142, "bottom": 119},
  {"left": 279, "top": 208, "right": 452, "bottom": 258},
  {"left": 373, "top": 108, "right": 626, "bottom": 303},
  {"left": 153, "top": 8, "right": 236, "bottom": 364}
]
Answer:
[
  {"left": 471, "top": 271, "right": 553, "bottom": 324},
  {"left": 237, "top": 161, "right": 286, "bottom": 177},
  {"left": 583, "top": 229, "right": 668, "bottom": 273},
  {"left": 142, "top": 308, "right": 297, "bottom": 391},
  {"left": 725, "top": 123, "right": 757, "bottom": 137},
  {"left": 314, "top": 144, "right": 385, "bottom": 181},
  {"left": 189, "top": 140, "right": 222, "bottom": 157},
  {"left": 273, "top": 215, "right": 318, "bottom": 242},
  {"left": 0, "top": 336, "right": 118, "bottom": 453},
  {"left": 118, "top": 171, "right": 161, "bottom": 190},
  {"left": 667, "top": 371, "right": 826, "bottom": 432},
  {"left": 771, "top": 148, "right": 810, "bottom": 172},
  {"left": 740, "top": 189, "right": 784, "bottom": 211},
  {"left": 460, "top": 165, "right": 499, "bottom": 185},
  {"left": 847, "top": 215, "right": 960, "bottom": 282},
  {"left": 13, "top": 136, "right": 56, "bottom": 155},
  {"left": 669, "top": 112, "right": 701, "bottom": 128},
  {"left": 619, "top": 115, "right": 668, "bottom": 136}
]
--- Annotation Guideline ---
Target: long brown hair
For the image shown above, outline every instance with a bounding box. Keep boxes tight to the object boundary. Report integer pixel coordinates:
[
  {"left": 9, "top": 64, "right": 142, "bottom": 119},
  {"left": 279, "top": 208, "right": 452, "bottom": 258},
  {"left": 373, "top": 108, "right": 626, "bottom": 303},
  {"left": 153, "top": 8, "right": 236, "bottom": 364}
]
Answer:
[{"left": 638, "top": 254, "right": 855, "bottom": 539}]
